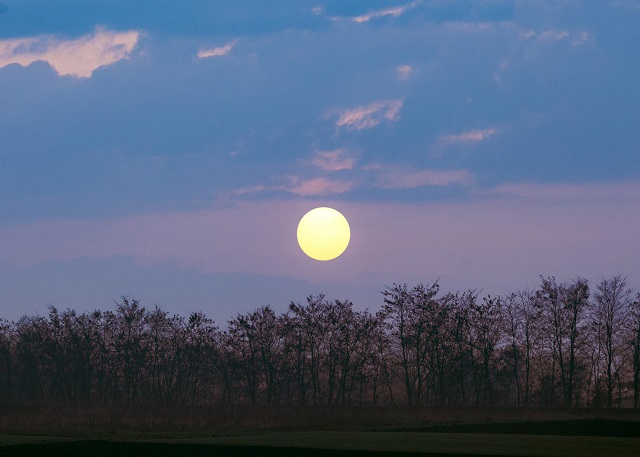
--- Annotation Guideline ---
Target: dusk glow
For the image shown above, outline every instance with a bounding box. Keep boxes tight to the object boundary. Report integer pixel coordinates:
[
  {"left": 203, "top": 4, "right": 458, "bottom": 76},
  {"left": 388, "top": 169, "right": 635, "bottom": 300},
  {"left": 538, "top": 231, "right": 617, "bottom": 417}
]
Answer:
[{"left": 0, "top": 1, "right": 638, "bottom": 324}]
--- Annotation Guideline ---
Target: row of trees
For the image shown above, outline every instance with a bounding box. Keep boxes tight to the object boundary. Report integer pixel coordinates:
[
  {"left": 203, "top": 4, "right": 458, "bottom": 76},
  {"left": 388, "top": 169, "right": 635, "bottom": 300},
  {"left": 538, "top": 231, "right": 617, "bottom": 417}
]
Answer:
[{"left": 1, "top": 275, "right": 639, "bottom": 408}]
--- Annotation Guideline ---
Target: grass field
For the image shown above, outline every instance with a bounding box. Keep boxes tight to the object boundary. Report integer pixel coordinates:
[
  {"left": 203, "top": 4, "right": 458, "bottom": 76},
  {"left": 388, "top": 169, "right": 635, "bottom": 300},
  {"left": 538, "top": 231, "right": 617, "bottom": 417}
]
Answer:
[
  {"left": 1, "top": 430, "right": 639, "bottom": 456},
  {"left": 1, "top": 408, "right": 640, "bottom": 456}
]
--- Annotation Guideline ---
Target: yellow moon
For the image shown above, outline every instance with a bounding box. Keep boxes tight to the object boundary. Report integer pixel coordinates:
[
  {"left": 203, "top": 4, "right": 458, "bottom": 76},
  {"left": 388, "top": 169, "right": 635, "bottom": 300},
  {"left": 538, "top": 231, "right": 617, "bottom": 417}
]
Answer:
[{"left": 297, "top": 207, "right": 350, "bottom": 261}]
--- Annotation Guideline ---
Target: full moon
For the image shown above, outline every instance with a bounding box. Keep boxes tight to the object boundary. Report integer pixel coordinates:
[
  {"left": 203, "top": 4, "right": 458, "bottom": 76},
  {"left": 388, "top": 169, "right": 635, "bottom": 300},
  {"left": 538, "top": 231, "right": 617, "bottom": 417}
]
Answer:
[{"left": 297, "top": 207, "right": 350, "bottom": 261}]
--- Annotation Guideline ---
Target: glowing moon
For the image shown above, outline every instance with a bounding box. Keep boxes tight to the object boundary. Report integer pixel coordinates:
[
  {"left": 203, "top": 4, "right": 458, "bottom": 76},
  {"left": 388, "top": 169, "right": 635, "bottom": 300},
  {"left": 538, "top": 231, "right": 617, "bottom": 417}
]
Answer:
[{"left": 297, "top": 207, "right": 350, "bottom": 261}]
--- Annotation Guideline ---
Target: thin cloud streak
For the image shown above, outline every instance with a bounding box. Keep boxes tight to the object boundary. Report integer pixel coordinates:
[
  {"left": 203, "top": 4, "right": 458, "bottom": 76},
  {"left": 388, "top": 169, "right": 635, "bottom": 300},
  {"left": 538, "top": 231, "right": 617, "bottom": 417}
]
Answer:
[
  {"left": 311, "top": 149, "right": 355, "bottom": 171},
  {"left": 197, "top": 39, "right": 238, "bottom": 58},
  {"left": 332, "top": 1, "right": 421, "bottom": 23},
  {"left": 518, "top": 28, "right": 591, "bottom": 46},
  {"left": 439, "top": 128, "right": 497, "bottom": 144},
  {"left": 374, "top": 167, "right": 472, "bottom": 188},
  {"left": 0, "top": 27, "right": 140, "bottom": 77},
  {"left": 331, "top": 99, "right": 403, "bottom": 130},
  {"left": 486, "top": 181, "right": 640, "bottom": 202},
  {"left": 288, "top": 177, "right": 354, "bottom": 196},
  {"left": 231, "top": 176, "right": 354, "bottom": 198}
]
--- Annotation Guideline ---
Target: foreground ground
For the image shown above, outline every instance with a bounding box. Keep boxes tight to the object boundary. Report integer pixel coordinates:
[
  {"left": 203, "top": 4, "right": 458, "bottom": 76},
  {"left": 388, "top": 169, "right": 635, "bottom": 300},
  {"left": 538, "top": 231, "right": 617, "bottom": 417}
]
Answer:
[{"left": 1, "top": 409, "right": 639, "bottom": 456}]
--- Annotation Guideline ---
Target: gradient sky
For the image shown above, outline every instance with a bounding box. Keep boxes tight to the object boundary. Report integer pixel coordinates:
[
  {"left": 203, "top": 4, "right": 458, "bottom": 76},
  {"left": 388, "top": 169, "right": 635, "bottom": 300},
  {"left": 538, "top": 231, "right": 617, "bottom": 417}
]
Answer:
[{"left": 1, "top": 0, "right": 639, "bottom": 323}]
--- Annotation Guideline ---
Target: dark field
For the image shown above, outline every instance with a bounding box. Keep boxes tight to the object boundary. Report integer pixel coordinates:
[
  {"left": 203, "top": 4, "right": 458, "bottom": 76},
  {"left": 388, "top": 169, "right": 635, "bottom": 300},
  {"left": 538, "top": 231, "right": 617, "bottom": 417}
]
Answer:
[{"left": 2, "top": 408, "right": 640, "bottom": 456}]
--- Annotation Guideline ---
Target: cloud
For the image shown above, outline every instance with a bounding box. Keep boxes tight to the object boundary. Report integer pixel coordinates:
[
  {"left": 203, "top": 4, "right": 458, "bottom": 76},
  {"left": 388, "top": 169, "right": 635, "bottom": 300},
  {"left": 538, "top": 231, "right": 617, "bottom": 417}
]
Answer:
[
  {"left": 197, "top": 39, "right": 238, "bottom": 58},
  {"left": 486, "top": 182, "right": 640, "bottom": 202},
  {"left": 439, "top": 127, "right": 497, "bottom": 144},
  {"left": 311, "top": 149, "right": 355, "bottom": 171},
  {"left": 0, "top": 27, "right": 140, "bottom": 77},
  {"left": 519, "top": 29, "right": 591, "bottom": 46},
  {"left": 373, "top": 167, "right": 472, "bottom": 188},
  {"left": 288, "top": 177, "right": 354, "bottom": 196},
  {"left": 231, "top": 175, "right": 354, "bottom": 198},
  {"left": 396, "top": 64, "right": 413, "bottom": 80},
  {"left": 231, "top": 185, "right": 274, "bottom": 196},
  {"left": 333, "top": 1, "right": 421, "bottom": 23},
  {"left": 538, "top": 29, "right": 570, "bottom": 43},
  {"left": 331, "top": 99, "right": 403, "bottom": 130},
  {"left": 441, "top": 21, "right": 496, "bottom": 33}
]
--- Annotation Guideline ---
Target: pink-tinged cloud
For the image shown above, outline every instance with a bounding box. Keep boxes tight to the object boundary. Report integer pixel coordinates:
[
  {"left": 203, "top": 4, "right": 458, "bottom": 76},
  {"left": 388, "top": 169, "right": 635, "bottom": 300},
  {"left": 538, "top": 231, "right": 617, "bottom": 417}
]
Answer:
[
  {"left": 375, "top": 167, "right": 472, "bottom": 188},
  {"left": 0, "top": 27, "right": 140, "bottom": 77},
  {"left": 288, "top": 177, "right": 354, "bottom": 196},
  {"left": 231, "top": 185, "right": 274, "bottom": 196},
  {"left": 396, "top": 65, "right": 413, "bottom": 80},
  {"left": 197, "top": 40, "right": 238, "bottom": 58},
  {"left": 342, "top": 1, "right": 421, "bottom": 23},
  {"left": 332, "top": 99, "right": 403, "bottom": 130},
  {"left": 439, "top": 127, "right": 496, "bottom": 144},
  {"left": 311, "top": 149, "right": 355, "bottom": 171},
  {"left": 486, "top": 181, "right": 640, "bottom": 202}
]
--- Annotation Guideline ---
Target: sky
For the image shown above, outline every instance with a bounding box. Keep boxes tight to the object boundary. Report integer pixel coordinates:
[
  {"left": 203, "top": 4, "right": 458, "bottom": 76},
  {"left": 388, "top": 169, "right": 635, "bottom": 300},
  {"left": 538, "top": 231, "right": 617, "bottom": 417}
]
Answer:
[{"left": 1, "top": 0, "right": 639, "bottom": 323}]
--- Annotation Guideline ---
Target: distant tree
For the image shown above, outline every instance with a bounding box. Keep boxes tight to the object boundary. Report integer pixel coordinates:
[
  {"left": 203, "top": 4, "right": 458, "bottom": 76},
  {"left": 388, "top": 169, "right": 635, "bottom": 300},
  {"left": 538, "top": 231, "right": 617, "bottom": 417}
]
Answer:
[
  {"left": 630, "top": 292, "right": 640, "bottom": 408},
  {"left": 593, "top": 275, "right": 633, "bottom": 407},
  {"left": 515, "top": 289, "right": 540, "bottom": 406},
  {"left": 469, "top": 295, "right": 504, "bottom": 405},
  {"left": 450, "top": 290, "right": 476, "bottom": 406},
  {"left": 114, "top": 297, "right": 148, "bottom": 403},
  {"left": 504, "top": 293, "right": 522, "bottom": 406},
  {"left": 563, "top": 278, "right": 590, "bottom": 406},
  {"left": 0, "top": 318, "right": 14, "bottom": 404},
  {"left": 381, "top": 282, "right": 440, "bottom": 405},
  {"left": 536, "top": 277, "right": 589, "bottom": 407}
]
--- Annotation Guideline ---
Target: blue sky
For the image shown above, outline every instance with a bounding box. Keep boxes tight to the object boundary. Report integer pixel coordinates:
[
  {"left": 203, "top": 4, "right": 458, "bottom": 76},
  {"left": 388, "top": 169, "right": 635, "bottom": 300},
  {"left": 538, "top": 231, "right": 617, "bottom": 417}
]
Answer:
[{"left": 1, "top": 0, "right": 639, "bottom": 323}]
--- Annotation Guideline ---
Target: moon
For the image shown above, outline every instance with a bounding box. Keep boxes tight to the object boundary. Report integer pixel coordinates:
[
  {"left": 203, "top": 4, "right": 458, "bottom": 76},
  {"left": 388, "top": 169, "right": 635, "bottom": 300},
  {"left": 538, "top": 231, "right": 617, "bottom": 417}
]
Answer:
[{"left": 297, "top": 207, "right": 350, "bottom": 261}]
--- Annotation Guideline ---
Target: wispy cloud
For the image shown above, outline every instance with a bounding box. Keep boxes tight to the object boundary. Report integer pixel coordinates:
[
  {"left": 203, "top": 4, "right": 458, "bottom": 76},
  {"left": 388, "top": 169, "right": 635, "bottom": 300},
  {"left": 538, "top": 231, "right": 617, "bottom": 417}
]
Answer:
[
  {"left": 396, "top": 64, "right": 413, "bottom": 80},
  {"left": 331, "top": 99, "right": 403, "bottom": 130},
  {"left": 439, "top": 127, "right": 497, "bottom": 144},
  {"left": 231, "top": 175, "right": 354, "bottom": 198},
  {"left": 539, "top": 29, "right": 570, "bottom": 43},
  {"left": 311, "top": 149, "right": 355, "bottom": 171},
  {"left": 197, "top": 39, "right": 238, "bottom": 59},
  {"left": 373, "top": 166, "right": 472, "bottom": 189},
  {"left": 0, "top": 27, "right": 140, "bottom": 77},
  {"left": 288, "top": 177, "right": 354, "bottom": 196},
  {"left": 441, "top": 21, "right": 496, "bottom": 33},
  {"left": 231, "top": 185, "right": 274, "bottom": 197},
  {"left": 519, "top": 28, "right": 591, "bottom": 46},
  {"left": 486, "top": 182, "right": 640, "bottom": 202},
  {"left": 333, "top": 1, "right": 421, "bottom": 23}
]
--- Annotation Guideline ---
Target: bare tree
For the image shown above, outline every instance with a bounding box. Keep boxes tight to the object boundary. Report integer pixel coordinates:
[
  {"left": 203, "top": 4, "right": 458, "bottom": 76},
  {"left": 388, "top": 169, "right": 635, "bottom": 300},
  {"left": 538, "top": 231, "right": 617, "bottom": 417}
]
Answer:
[
  {"left": 631, "top": 292, "right": 640, "bottom": 408},
  {"left": 535, "top": 277, "right": 588, "bottom": 407},
  {"left": 381, "top": 282, "right": 440, "bottom": 405},
  {"left": 593, "top": 275, "right": 633, "bottom": 407}
]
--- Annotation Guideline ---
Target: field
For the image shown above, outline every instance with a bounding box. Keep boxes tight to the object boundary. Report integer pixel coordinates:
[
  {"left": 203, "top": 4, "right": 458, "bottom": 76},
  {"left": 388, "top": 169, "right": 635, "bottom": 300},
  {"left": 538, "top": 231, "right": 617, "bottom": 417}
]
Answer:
[{"left": 1, "top": 407, "right": 639, "bottom": 456}]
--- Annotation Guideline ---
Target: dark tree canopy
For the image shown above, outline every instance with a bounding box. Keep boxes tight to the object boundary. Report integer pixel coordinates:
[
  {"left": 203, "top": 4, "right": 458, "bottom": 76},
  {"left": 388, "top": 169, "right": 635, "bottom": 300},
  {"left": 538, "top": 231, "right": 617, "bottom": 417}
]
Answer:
[{"left": 0, "top": 275, "right": 639, "bottom": 408}]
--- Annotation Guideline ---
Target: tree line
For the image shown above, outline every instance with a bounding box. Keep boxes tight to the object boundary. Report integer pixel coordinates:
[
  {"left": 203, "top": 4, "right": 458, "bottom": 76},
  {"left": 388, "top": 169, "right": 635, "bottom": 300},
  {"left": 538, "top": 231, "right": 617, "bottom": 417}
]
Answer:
[{"left": 1, "top": 275, "right": 639, "bottom": 408}]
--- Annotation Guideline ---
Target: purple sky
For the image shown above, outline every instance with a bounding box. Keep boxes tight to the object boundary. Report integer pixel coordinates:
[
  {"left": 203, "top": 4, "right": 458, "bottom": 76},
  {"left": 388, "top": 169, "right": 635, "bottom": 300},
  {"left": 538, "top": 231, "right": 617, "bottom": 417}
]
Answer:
[{"left": 1, "top": 1, "right": 639, "bottom": 323}]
